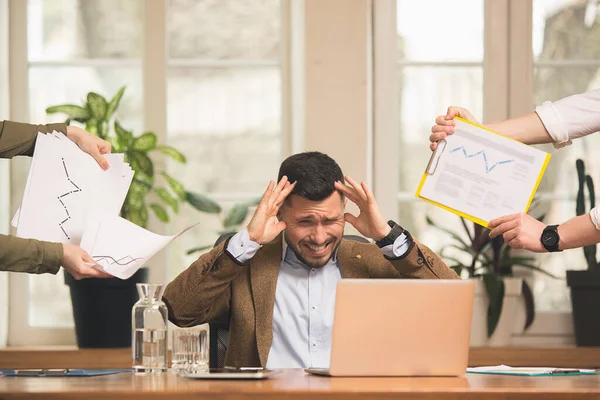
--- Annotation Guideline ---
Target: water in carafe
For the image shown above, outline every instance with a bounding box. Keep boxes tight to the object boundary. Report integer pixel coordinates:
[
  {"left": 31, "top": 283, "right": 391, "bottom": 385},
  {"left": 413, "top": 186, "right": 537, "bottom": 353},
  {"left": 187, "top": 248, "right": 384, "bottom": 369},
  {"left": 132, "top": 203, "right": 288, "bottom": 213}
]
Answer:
[{"left": 132, "top": 283, "right": 168, "bottom": 374}]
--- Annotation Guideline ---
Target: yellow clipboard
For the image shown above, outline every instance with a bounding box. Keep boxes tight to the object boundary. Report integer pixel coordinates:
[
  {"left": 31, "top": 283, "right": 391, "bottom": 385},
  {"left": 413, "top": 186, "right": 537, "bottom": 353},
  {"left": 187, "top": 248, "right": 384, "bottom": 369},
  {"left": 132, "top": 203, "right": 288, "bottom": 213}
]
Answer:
[{"left": 415, "top": 117, "right": 551, "bottom": 228}]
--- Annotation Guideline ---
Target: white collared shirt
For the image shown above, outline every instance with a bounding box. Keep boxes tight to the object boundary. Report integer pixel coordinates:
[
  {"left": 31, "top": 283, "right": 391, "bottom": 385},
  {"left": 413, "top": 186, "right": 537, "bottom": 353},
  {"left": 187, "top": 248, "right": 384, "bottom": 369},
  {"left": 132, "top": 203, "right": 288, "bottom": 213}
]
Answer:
[{"left": 535, "top": 88, "right": 600, "bottom": 229}]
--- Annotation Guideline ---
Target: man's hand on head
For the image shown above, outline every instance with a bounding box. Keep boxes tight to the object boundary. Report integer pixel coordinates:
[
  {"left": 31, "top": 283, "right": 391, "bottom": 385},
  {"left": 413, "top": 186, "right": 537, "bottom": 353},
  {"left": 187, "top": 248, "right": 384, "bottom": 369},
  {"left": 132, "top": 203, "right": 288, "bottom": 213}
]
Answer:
[
  {"left": 334, "top": 176, "right": 390, "bottom": 241},
  {"left": 247, "top": 176, "right": 297, "bottom": 245}
]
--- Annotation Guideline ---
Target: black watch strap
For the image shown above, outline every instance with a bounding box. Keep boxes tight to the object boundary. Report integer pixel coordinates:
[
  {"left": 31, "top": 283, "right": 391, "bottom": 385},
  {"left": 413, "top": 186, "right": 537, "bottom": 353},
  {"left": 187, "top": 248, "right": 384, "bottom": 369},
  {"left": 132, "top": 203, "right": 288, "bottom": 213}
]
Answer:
[
  {"left": 541, "top": 224, "right": 562, "bottom": 252},
  {"left": 375, "top": 220, "right": 408, "bottom": 248}
]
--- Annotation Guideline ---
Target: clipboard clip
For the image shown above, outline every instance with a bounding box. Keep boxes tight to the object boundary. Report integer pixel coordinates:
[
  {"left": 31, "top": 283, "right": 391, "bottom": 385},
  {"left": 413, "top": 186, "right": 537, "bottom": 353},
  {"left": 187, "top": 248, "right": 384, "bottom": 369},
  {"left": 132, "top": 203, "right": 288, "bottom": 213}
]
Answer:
[{"left": 425, "top": 139, "right": 447, "bottom": 175}]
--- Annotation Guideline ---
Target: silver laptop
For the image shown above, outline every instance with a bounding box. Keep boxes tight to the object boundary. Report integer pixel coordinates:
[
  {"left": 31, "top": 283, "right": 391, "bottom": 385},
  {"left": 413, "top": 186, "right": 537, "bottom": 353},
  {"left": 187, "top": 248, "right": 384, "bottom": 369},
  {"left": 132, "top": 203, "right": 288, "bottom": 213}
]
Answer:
[{"left": 305, "top": 279, "right": 474, "bottom": 377}]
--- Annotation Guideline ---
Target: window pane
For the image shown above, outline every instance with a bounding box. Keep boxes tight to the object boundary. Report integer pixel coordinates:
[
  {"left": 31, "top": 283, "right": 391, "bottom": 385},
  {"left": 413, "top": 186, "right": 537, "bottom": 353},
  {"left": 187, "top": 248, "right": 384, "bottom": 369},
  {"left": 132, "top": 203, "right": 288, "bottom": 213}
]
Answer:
[
  {"left": 398, "top": 66, "right": 483, "bottom": 193},
  {"left": 29, "top": 67, "right": 143, "bottom": 132},
  {"left": 397, "top": 0, "right": 483, "bottom": 61},
  {"left": 533, "top": 0, "right": 600, "bottom": 62},
  {"left": 166, "top": 71, "right": 281, "bottom": 278},
  {"left": 29, "top": 275, "right": 74, "bottom": 327},
  {"left": 532, "top": 0, "right": 600, "bottom": 311},
  {"left": 168, "top": 0, "right": 281, "bottom": 60},
  {"left": 28, "top": 0, "right": 143, "bottom": 60}
]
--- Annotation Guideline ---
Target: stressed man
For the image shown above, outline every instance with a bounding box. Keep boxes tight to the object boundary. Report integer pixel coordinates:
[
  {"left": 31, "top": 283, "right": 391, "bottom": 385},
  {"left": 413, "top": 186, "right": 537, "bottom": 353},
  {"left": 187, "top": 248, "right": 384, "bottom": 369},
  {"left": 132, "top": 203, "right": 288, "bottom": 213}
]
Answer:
[{"left": 164, "top": 151, "right": 458, "bottom": 369}]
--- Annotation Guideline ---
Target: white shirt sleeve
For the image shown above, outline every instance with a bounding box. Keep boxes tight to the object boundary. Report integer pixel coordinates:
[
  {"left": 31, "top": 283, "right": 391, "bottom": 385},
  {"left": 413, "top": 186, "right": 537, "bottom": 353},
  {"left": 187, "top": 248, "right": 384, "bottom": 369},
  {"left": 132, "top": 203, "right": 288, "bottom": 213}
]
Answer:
[
  {"left": 379, "top": 233, "right": 410, "bottom": 258},
  {"left": 225, "top": 227, "right": 262, "bottom": 263},
  {"left": 535, "top": 88, "right": 600, "bottom": 149},
  {"left": 590, "top": 207, "right": 600, "bottom": 231}
]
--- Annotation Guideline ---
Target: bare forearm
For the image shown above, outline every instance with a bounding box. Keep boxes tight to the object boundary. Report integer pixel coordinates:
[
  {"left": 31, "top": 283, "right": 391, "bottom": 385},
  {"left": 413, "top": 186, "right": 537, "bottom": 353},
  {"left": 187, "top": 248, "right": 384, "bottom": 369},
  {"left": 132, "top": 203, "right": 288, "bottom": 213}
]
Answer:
[
  {"left": 486, "top": 113, "right": 554, "bottom": 145},
  {"left": 558, "top": 214, "right": 600, "bottom": 251}
]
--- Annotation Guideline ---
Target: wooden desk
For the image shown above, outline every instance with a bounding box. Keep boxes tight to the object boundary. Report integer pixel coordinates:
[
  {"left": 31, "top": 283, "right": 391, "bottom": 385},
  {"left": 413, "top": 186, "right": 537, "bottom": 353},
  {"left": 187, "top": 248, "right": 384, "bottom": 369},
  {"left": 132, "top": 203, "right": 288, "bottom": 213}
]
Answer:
[
  {"left": 1, "top": 369, "right": 600, "bottom": 399},
  {"left": 2, "top": 347, "right": 600, "bottom": 369}
]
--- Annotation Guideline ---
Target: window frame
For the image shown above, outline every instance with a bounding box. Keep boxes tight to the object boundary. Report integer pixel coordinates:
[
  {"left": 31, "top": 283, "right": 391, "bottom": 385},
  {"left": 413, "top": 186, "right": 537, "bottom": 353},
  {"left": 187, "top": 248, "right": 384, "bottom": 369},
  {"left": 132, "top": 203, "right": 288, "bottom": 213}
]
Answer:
[
  {"left": 374, "top": 0, "right": 574, "bottom": 344},
  {"left": 6, "top": 0, "right": 291, "bottom": 346}
]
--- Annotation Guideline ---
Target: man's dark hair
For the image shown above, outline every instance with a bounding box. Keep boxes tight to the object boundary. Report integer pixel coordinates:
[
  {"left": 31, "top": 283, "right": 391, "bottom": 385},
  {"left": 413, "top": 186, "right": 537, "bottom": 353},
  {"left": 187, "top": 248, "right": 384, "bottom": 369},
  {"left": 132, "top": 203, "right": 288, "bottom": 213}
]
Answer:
[{"left": 277, "top": 151, "right": 344, "bottom": 201}]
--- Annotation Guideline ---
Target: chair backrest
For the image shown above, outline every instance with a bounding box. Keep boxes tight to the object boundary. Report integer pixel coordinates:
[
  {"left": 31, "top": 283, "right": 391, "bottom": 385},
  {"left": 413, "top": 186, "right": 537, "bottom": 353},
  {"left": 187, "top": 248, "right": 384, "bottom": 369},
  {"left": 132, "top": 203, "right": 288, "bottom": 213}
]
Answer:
[{"left": 208, "top": 233, "right": 369, "bottom": 368}]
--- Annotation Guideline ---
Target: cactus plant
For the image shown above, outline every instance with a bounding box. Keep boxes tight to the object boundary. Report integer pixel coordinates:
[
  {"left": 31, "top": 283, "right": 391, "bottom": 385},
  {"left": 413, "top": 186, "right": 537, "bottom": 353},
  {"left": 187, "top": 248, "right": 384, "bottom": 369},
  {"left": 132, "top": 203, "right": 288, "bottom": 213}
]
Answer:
[{"left": 575, "top": 159, "right": 599, "bottom": 270}]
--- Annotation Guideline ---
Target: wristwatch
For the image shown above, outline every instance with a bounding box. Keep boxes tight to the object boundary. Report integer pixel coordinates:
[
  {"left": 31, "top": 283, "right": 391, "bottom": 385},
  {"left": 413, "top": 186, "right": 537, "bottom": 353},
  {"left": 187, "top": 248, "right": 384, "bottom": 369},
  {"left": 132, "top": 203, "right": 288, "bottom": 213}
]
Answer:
[
  {"left": 375, "top": 220, "right": 408, "bottom": 248},
  {"left": 540, "top": 225, "right": 562, "bottom": 252}
]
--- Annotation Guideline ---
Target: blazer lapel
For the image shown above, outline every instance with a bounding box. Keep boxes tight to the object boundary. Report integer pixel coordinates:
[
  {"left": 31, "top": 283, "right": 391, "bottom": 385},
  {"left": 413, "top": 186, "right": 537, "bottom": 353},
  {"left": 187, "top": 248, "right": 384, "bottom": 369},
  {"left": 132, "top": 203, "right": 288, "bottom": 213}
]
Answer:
[
  {"left": 338, "top": 239, "right": 370, "bottom": 279},
  {"left": 250, "top": 234, "right": 282, "bottom": 367}
]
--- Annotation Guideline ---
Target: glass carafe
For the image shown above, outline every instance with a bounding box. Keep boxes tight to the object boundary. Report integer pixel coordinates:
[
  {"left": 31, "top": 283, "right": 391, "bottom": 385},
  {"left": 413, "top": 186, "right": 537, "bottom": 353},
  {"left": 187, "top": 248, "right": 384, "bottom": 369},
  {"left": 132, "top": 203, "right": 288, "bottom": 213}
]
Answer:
[{"left": 132, "top": 283, "right": 168, "bottom": 374}]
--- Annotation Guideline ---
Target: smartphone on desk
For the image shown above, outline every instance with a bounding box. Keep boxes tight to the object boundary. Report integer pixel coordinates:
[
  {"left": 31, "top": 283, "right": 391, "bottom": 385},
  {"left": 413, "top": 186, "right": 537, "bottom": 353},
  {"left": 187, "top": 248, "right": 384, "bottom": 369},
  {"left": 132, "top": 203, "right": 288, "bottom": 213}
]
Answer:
[{"left": 178, "top": 367, "right": 280, "bottom": 380}]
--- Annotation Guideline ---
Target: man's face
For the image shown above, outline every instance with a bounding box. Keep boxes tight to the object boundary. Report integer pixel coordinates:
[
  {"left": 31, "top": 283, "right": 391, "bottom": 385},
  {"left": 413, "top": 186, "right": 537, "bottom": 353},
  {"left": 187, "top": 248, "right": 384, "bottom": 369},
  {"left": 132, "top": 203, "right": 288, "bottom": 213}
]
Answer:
[{"left": 279, "top": 191, "right": 346, "bottom": 268}]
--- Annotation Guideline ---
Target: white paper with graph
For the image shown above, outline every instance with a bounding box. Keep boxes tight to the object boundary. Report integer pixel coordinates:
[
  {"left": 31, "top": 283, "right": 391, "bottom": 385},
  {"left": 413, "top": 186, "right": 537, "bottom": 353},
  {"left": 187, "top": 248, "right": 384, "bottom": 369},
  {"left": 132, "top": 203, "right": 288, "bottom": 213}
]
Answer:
[
  {"left": 12, "top": 130, "right": 198, "bottom": 279},
  {"left": 416, "top": 118, "right": 551, "bottom": 227},
  {"left": 15, "top": 131, "right": 133, "bottom": 244},
  {"left": 80, "top": 213, "right": 198, "bottom": 280}
]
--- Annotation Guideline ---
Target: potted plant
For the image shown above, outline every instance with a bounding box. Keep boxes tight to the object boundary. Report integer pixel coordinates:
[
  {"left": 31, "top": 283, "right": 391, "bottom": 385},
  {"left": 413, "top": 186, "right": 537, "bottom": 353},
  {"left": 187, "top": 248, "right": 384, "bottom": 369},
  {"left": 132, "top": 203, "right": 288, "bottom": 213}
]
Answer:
[
  {"left": 427, "top": 215, "right": 559, "bottom": 346},
  {"left": 46, "top": 87, "right": 219, "bottom": 348},
  {"left": 566, "top": 159, "right": 600, "bottom": 347}
]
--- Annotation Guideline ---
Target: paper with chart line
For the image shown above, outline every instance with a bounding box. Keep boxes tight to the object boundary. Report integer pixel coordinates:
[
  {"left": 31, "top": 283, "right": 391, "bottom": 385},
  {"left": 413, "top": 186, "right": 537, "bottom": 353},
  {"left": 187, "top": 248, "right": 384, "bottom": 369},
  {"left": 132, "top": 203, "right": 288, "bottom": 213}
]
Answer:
[
  {"left": 15, "top": 131, "right": 134, "bottom": 244},
  {"left": 80, "top": 213, "right": 198, "bottom": 280},
  {"left": 416, "top": 118, "right": 551, "bottom": 227},
  {"left": 13, "top": 130, "right": 198, "bottom": 279}
]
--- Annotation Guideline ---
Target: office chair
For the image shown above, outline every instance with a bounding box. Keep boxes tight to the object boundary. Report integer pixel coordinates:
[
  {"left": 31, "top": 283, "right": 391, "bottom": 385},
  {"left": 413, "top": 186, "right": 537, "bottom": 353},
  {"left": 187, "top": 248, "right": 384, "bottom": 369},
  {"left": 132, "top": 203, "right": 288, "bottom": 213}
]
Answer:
[{"left": 208, "top": 231, "right": 369, "bottom": 368}]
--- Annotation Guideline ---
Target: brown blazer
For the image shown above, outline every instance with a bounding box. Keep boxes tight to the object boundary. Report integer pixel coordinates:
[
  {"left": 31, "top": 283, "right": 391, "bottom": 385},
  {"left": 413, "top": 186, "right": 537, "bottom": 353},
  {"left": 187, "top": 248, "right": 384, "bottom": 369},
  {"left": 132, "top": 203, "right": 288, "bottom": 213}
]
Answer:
[{"left": 163, "top": 234, "right": 458, "bottom": 367}]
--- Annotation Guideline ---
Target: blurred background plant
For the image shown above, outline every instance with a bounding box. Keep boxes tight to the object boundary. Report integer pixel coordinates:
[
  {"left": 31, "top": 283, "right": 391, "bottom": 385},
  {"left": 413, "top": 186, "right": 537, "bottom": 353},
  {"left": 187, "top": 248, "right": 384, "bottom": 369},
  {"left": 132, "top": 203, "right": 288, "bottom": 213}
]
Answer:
[{"left": 427, "top": 211, "right": 560, "bottom": 338}]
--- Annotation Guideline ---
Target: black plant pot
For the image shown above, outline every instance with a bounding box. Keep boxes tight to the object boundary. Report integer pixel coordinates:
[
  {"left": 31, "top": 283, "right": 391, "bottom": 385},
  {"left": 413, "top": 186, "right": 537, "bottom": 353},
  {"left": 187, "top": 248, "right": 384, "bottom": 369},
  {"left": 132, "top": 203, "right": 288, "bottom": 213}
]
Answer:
[
  {"left": 566, "top": 269, "right": 600, "bottom": 347},
  {"left": 64, "top": 268, "right": 149, "bottom": 348}
]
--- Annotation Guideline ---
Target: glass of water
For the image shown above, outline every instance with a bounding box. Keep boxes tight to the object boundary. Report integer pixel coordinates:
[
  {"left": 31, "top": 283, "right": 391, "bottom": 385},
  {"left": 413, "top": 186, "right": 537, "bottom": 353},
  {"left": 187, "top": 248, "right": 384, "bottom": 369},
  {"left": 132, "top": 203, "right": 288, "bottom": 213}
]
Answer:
[{"left": 171, "top": 327, "right": 209, "bottom": 374}]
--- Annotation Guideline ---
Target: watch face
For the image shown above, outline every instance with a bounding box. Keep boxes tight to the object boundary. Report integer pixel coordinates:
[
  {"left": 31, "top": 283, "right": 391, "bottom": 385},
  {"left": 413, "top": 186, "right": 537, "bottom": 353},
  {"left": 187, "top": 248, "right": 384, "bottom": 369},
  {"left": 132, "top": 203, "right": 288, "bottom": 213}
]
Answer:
[{"left": 542, "top": 230, "right": 558, "bottom": 246}]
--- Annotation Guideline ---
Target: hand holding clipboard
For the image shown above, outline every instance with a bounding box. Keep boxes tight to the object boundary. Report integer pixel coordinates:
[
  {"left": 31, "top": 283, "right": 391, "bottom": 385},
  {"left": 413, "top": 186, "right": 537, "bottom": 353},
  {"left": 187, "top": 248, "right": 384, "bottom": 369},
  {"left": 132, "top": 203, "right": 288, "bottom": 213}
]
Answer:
[{"left": 416, "top": 118, "right": 551, "bottom": 228}]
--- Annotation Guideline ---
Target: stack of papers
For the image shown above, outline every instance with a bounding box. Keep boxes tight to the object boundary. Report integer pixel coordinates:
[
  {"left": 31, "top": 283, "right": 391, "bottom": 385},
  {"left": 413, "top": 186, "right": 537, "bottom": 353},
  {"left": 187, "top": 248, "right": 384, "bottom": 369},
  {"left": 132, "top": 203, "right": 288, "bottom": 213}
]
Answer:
[
  {"left": 13, "top": 131, "right": 197, "bottom": 279},
  {"left": 467, "top": 365, "right": 598, "bottom": 376},
  {"left": 14, "top": 131, "right": 133, "bottom": 244}
]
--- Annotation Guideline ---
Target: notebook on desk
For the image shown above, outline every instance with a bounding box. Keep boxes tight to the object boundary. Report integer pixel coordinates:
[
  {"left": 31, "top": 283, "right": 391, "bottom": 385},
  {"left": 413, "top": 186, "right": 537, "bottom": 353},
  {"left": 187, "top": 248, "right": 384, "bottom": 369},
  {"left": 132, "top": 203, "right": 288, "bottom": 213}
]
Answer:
[
  {"left": 467, "top": 365, "right": 599, "bottom": 376},
  {"left": 304, "top": 279, "right": 475, "bottom": 377}
]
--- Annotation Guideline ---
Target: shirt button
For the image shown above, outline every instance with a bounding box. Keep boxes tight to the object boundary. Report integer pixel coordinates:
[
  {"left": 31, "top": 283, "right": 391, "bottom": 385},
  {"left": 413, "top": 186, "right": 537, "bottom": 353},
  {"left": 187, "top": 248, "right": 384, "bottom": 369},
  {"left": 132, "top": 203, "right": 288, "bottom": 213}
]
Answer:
[
  {"left": 417, "top": 257, "right": 424, "bottom": 264},
  {"left": 312, "top": 306, "right": 316, "bottom": 310}
]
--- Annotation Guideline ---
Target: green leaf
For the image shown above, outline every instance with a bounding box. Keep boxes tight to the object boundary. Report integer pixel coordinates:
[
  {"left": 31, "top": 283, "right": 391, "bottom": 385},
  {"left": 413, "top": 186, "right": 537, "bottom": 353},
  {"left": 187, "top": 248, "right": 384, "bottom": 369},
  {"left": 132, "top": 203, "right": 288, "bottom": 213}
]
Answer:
[
  {"left": 154, "top": 145, "right": 187, "bottom": 163},
  {"left": 185, "top": 191, "right": 221, "bottom": 214},
  {"left": 114, "top": 121, "right": 134, "bottom": 148},
  {"left": 522, "top": 280, "right": 535, "bottom": 331},
  {"left": 450, "top": 265, "right": 463, "bottom": 277},
  {"left": 106, "top": 86, "right": 126, "bottom": 119},
  {"left": 87, "top": 92, "right": 108, "bottom": 119},
  {"left": 154, "top": 188, "right": 179, "bottom": 214},
  {"left": 129, "top": 150, "right": 154, "bottom": 178},
  {"left": 224, "top": 203, "right": 249, "bottom": 228},
  {"left": 124, "top": 180, "right": 149, "bottom": 211},
  {"left": 106, "top": 136, "right": 121, "bottom": 153},
  {"left": 46, "top": 104, "right": 90, "bottom": 121},
  {"left": 482, "top": 274, "right": 505, "bottom": 338},
  {"left": 186, "top": 245, "right": 213, "bottom": 255},
  {"left": 150, "top": 203, "right": 169, "bottom": 223},
  {"left": 98, "top": 120, "right": 109, "bottom": 140},
  {"left": 85, "top": 118, "right": 99, "bottom": 136},
  {"left": 126, "top": 207, "right": 149, "bottom": 228},
  {"left": 162, "top": 173, "right": 186, "bottom": 200},
  {"left": 133, "top": 132, "right": 157, "bottom": 152}
]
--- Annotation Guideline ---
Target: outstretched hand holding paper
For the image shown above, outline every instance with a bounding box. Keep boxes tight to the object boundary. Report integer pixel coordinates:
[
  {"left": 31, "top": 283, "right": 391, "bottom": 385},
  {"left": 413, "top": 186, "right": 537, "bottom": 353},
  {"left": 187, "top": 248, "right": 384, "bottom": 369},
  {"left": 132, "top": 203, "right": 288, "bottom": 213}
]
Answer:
[
  {"left": 416, "top": 118, "right": 551, "bottom": 227},
  {"left": 80, "top": 213, "right": 198, "bottom": 280}
]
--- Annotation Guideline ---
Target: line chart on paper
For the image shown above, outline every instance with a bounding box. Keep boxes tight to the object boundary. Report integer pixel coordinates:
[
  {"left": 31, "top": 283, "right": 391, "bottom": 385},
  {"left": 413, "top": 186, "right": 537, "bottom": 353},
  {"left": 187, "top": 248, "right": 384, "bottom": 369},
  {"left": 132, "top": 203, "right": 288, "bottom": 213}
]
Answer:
[
  {"left": 93, "top": 255, "right": 144, "bottom": 267},
  {"left": 450, "top": 146, "right": 514, "bottom": 174},
  {"left": 57, "top": 158, "right": 82, "bottom": 240}
]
